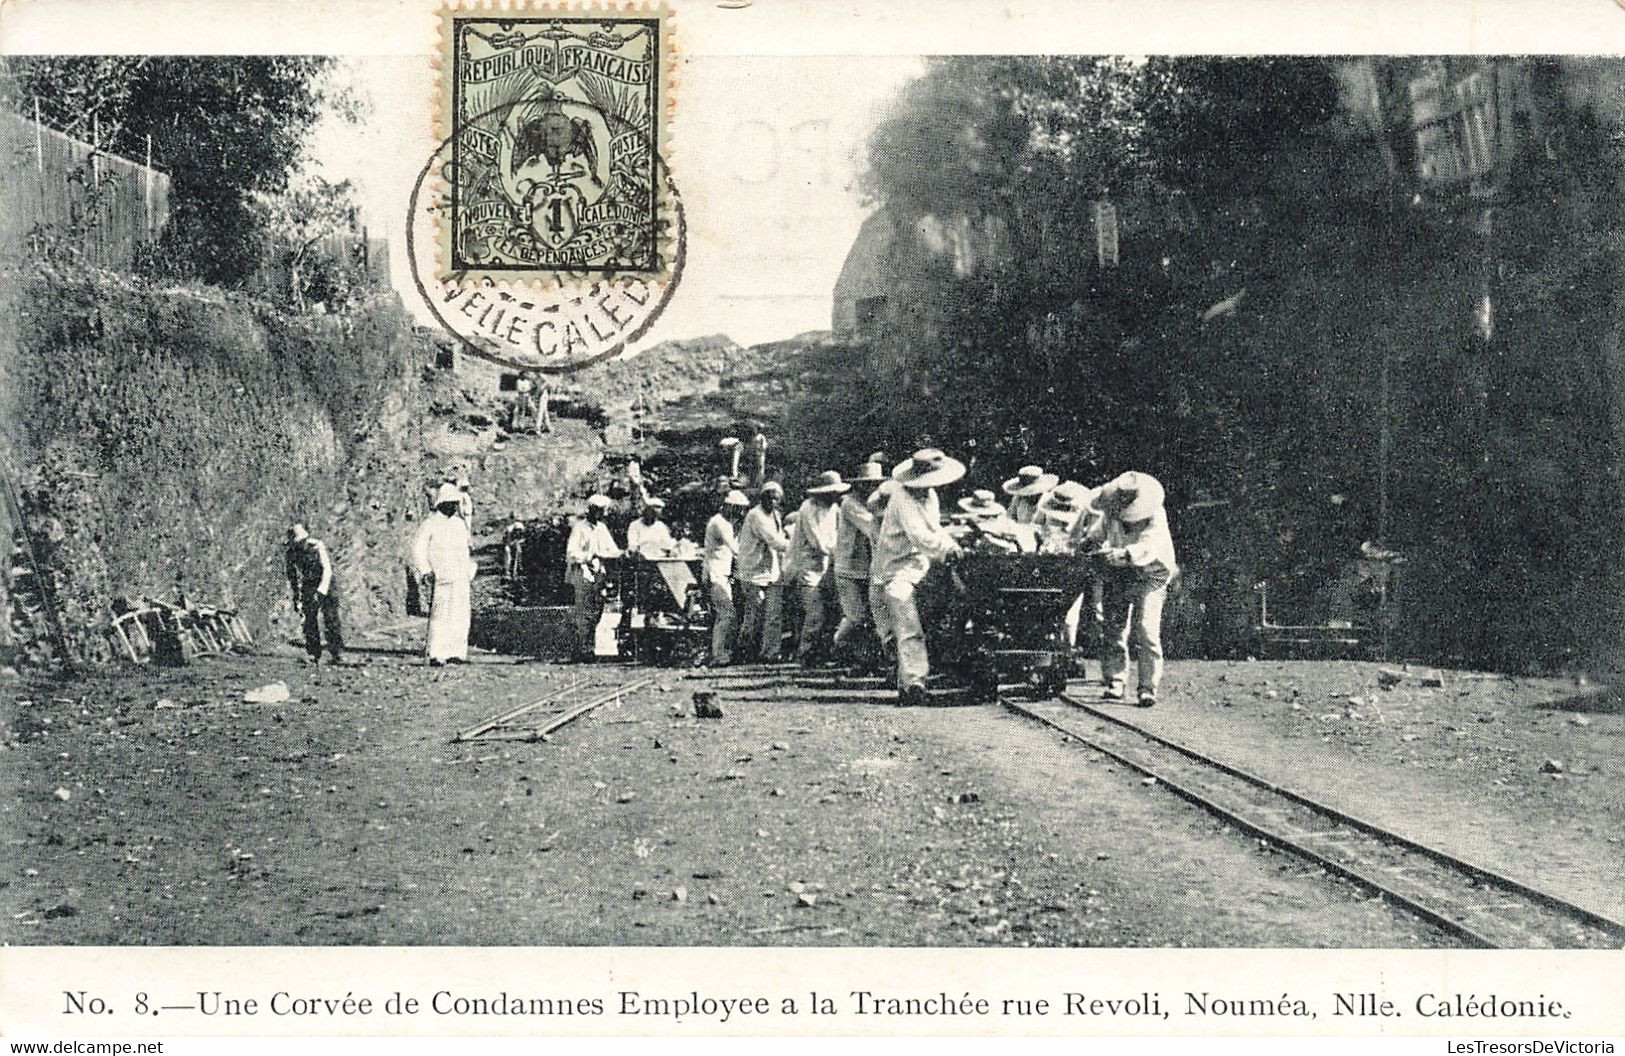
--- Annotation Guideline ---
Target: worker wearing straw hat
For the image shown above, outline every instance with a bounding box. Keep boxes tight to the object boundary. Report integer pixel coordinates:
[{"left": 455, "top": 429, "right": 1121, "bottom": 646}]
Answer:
[
  {"left": 1095, "top": 471, "right": 1178, "bottom": 706},
  {"left": 702, "top": 490, "right": 751, "bottom": 665},
  {"left": 564, "top": 494, "right": 622, "bottom": 662},
  {"left": 1003, "top": 465, "right": 1059, "bottom": 525},
  {"left": 872, "top": 448, "right": 965, "bottom": 705},
  {"left": 736, "top": 481, "right": 791, "bottom": 663},
  {"left": 411, "top": 483, "right": 478, "bottom": 666},
  {"left": 791, "top": 470, "right": 848, "bottom": 663},
  {"left": 832, "top": 459, "right": 887, "bottom": 666}
]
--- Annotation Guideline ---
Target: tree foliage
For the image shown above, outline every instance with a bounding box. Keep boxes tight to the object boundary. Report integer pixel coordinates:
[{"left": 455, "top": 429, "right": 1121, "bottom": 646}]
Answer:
[{"left": 2, "top": 56, "right": 339, "bottom": 286}]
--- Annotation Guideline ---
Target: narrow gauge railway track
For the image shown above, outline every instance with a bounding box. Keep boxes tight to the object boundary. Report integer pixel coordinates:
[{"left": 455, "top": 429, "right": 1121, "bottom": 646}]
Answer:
[
  {"left": 455, "top": 668, "right": 658, "bottom": 743},
  {"left": 1002, "top": 692, "right": 1625, "bottom": 949}
]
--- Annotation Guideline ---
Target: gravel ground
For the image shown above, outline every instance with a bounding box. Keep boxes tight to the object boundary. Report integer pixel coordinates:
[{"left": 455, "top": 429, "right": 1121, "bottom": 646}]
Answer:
[
  {"left": 1093, "top": 658, "right": 1624, "bottom": 920},
  {"left": 3, "top": 647, "right": 1590, "bottom": 947}
]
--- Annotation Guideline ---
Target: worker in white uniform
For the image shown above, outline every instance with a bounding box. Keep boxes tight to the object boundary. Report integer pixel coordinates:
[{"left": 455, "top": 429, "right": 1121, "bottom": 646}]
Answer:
[
  {"left": 735, "top": 481, "right": 790, "bottom": 663},
  {"left": 871, "top": 448, "right": 964, "bottom": 706},
  {"left": 626, "top": 497, "right": 676, "bottom": 557},
  {"left": 832, "top": 460, "right": 886, "bottom": 668},
  {"left": 564, "top": 494, "right": 622, "bottom": 662},
  {"left": 702, "top": 490, "right": 750, "bottom": 665},
  {"left": 1002, "top": 464, "right": 1059, "bottom": 525},
  {"left": 1094, "top": 471, "right": 1178, "bottom": 706},
  {"left": 791, "top": 470, "right": 847, "bottom": 663},
  {"left": 411, "top": 483, "right": 477, "bottom": 666}
]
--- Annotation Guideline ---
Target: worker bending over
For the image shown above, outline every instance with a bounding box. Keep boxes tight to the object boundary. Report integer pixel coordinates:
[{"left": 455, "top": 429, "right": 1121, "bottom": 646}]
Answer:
[
  {"left": 872, "top": 448, "right": 965, "bottom": 706},
  {"left": 1093, "top": 471, "right": 1178, "bottom": 706}
]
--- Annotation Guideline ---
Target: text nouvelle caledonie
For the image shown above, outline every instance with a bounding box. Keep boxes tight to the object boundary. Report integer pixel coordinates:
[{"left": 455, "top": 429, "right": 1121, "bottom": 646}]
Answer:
[{"left": 438, "top": 280, "right": 655, "bottom": 362}]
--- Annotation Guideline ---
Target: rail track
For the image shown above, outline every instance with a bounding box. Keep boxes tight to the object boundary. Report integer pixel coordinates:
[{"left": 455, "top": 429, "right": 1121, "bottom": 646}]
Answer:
[
  {"left": 1001, "top": 690, "right": 1625, "bottom": 949},
  {"left": 455, "top": 667, "right": 658, "bottom": 743}
]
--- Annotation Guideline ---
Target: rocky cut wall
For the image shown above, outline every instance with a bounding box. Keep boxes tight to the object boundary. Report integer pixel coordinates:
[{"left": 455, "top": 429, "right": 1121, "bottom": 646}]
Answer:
[{"left": 0, "top": 263, "right": 432, "bottom": 667}]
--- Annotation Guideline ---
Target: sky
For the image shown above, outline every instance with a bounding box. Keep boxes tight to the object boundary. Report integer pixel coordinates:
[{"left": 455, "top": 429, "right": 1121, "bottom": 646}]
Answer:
[{"left": 306, "top": 53, "right": 923, "bottom": 351}]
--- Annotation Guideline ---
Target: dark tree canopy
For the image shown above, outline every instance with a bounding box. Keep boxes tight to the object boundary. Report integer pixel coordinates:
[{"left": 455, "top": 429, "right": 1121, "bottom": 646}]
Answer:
[{"left": 3, "top": 55, "right": 337, "bottom": 286}]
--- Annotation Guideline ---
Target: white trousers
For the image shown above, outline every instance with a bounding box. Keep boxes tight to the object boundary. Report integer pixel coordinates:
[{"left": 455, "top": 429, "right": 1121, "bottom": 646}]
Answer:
[
  {"left": 426, "top": 578, "right": 471, "bottom": 661},
  {"left": 1102, "top": 575, "right": 1167, "bottom": 695},
  {"left": 876, "top": 577, "right": 928, "bottom": 690}
]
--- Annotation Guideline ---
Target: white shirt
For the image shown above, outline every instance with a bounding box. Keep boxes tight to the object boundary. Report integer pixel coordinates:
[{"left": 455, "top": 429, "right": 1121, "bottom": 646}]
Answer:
[
  {"left": 736, "top": 505, "right": 789, "bottom": 586},
  {"left": 411, "top": 512, "right": 475, "bottom": 584},
  {"left": 790, "top": 498, "right": 839, "bottom": 586},
  {"left": 566, "top": 518, "right": 621, "bottom": 567},
  {"left": 1104, "top": 512, "right": 1178, "bottom": 584},
  {"left": 702, "top": 513, "right": 739, "bottom": 583},
  {"left": 872, "top": 487, "right": 956, "bottom": 586},
  {"left": 626, "top": 517, "right": 676, "bottom": 557}
]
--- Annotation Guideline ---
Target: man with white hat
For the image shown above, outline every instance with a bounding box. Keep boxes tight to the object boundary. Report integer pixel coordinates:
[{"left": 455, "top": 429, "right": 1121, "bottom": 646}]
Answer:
[
  {"left": 411, "top": 483, "right": 477, "bottom": 666},
  {"left": 1003, "top": 465, "right": 1060, "bottom": 525},
  {"left": 626, "top": 497, "right": 676, "bottom": 558},
  {"left": 872, "top": 448, "right": 965, "bottom": 705},
  {"left": 833, "top": 459, "right": 886, "bottom": 666},
  {"left": 564, "top": 494, "right": 623, "bottom": 662},
  {"left": 954, "top": 490, "right": 1026, "bottom": 553},
  {"left": 735, "top": 481, "right": 791, "bottom": 662},
  {"left": 703, "top": 490, "right": 751, "bottom": 665},
  {"left": 791, "top": 470, "right": 848, "bottom": 663},
  {"left": 285, "top": 523, "right": 344, "bottom": 664},
  {"left": 1094, "top": 471, "right": 1178, "bottom": 706}
]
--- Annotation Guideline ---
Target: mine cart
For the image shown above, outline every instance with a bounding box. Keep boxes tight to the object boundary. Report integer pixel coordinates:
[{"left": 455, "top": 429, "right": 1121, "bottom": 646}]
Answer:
[
  {"left": 608, "top": 551, "right": 709, "bottom": 666},
  {"left": 946, "top": 552, "right": 1096, "bottom": 701}
]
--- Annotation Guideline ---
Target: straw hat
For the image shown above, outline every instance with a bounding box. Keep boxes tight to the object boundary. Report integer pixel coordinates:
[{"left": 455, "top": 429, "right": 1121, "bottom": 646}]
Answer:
[
  {"left": 850, "top": 461, "right": 886, "bottom": 483},
  {"left": 806, "top": 470, "right": 851, "bottom": 495},
  {"left": 1036, "top": 481, "right": 1097, "bottom": 525},
  {"left": 723, "top": 490, "right": 750, "bottom": 507},
  {"left": 956, "top": 489, "right": 1008, "bottom": 518},
  {"left": 1100, "top": 471, "right": 1165, "bottom": 522},
  {"left": 759, "top": 481, "right": 784, "bottom": 498},
  {"left": 434, "top": 482, "right": 463, "bottom": 506},
  {"left": 1003, "top": 465, "right": 1060, "bottom": 497},
  {"left": 586, "top": 494, "right": 613, "bottom": 510},
  {"left": 892, "top": 448, "right": 966, "bottom": 489}
]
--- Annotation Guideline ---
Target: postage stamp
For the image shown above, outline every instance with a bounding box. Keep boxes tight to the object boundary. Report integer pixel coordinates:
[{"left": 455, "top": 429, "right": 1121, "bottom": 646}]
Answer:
[{"left": 436, "top": 3, "right": 673, "bottom": 284}]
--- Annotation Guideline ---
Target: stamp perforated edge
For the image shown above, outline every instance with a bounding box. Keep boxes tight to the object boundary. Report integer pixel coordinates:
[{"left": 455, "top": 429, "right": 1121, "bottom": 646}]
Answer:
[{"left": 429, "top": 0, "right": 679, "bottom": 296}]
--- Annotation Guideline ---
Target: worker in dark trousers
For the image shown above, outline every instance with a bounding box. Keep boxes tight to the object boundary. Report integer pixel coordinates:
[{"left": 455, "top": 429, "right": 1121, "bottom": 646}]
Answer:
[{"left": 285, "top": 523, "right": 344, "bottom": 664}]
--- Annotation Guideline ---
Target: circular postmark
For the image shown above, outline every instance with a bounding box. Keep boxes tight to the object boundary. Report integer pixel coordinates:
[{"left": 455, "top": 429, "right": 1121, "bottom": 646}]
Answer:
[{"left": 405, "top": 101, "right": 685, "bottom": 375}]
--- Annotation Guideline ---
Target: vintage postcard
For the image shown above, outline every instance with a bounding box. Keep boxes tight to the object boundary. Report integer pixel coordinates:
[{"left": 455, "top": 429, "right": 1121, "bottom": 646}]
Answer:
[{"left": 1, "top": 0, "right": 1623, "bottom": 1048}]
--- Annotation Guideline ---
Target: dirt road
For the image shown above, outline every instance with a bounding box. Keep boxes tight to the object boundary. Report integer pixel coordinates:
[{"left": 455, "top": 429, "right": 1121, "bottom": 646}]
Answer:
[{"left": 4, "top": 648, "right": 1608, "bottom": 947}]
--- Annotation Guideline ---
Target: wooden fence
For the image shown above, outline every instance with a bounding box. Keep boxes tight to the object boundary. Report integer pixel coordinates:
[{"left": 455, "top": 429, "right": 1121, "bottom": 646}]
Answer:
[{"left": 0, "top": 108, "right": 170, "bottom": 271}]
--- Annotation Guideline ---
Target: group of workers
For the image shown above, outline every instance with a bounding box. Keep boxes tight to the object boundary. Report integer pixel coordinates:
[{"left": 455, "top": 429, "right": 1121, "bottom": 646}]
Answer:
[
  {"left": 561, "top": 446, "right": 1178, "bottom": 707},
  {"left": 284, "top": 449, "right": 1177, "bottom": 706}
]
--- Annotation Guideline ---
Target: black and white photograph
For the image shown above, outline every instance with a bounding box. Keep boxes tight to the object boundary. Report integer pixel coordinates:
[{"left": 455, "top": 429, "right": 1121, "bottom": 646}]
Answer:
[{"left": 1, "top": 0, "right": 1623, "bottom": 1044}]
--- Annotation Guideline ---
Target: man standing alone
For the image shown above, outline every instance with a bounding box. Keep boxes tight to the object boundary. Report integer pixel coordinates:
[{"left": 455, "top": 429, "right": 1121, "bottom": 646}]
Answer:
[
  {"left": 411, "top": 483, "right": 477, "bottom": 666},
  {"left": 286, "top": 523, "right": 343, "bottom": 665}
]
